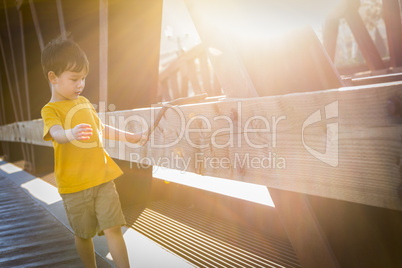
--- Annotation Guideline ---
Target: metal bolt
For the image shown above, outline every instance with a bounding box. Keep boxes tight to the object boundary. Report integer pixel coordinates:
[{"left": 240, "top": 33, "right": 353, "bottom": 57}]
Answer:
[
  {"left": 387, "top": 95, "right": 402, "bottom": 118},
  {"left": 238, "top": 165, "right": 245, "bottom": 175}
]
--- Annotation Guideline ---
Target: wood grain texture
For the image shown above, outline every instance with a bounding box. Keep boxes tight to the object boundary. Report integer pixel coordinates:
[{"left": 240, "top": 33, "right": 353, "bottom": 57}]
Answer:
[{"left": 1, "top": 82, "right": 402, "bottom": 210}]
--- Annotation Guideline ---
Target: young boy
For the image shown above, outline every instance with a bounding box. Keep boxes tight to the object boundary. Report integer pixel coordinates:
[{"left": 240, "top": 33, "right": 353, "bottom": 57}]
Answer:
[{"left": 41, "top": 37, "right": 143, "bottom": 268}]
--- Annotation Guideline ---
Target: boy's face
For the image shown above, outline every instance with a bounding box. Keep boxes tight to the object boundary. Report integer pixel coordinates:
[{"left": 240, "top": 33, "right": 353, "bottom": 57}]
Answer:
[{"left": 48, "top": 69, "right": 87, "bottom": 102}]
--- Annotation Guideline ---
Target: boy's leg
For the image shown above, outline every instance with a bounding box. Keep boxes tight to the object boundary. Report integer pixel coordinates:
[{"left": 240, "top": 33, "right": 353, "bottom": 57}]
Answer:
[
  {"left": 75, "top": 235, "right": 97, "bottom": 268},
  {"left": 104, "top": 225, "right": 130, "bottom": 268}
]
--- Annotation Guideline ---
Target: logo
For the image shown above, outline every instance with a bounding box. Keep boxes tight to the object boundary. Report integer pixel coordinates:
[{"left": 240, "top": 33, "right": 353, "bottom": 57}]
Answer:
[{"left": 302, "top": 101, "right": 338, "bottom": 167}]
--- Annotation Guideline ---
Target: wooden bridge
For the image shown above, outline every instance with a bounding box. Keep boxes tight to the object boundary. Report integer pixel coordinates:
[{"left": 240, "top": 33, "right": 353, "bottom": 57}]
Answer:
[{"left": 1, "top": 0, "right": 402, "bottom": 267}]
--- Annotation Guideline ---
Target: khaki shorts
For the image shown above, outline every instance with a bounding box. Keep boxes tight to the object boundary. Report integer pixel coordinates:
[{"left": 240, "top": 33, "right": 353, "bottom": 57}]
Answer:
[{"left": 60, "top": 180, "right": 126, "bottom": 239}]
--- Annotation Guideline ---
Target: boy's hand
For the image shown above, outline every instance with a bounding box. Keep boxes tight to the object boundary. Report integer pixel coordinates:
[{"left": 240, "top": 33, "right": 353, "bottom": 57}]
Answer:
[
  {"left": 49, "top": 124, "right": 92, "bottom": 144},
  {"left": 68, "top": 123, "right": 93, "bottom": 141},
  {"left": 126, "top": 130, "right": 148, "bottom": 145},
  {"left": 138, "top": 131, "right": 149, "bottom": 146}
]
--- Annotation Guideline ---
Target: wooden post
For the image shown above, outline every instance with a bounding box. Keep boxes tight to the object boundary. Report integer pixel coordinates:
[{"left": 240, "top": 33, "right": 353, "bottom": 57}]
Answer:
[
  {"left": 99, "top": 0, "right": 108, "bottom": 121},
  {"left": 3, "top": 0, "right": 25, "bottom": 123},
  {"left": 3, "top": 0, "right": 34, "bottom": 171},
  {"left": 269, "top": 189, "right": 340, "bottom": 267},
  {"left": 28, "top": 0, "right": 44, "bottom": 51},
  {"left": 18, "top": 3, "right": 36, "bottom": 172},
  {"left": 0, "top": 27, "right": 28, "bottom": 164},
  {"left": 0, "top": 73, "right": 10, "bottom": 160}
]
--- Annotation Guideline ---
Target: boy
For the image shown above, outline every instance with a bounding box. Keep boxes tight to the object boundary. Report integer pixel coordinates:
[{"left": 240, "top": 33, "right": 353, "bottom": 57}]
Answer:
[{"left": 41, "top": 36, "right": 143, "bottom": 268}]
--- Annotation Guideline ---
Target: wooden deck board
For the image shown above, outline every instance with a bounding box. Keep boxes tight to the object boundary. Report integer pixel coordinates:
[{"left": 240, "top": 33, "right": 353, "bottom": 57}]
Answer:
[{"left": 0, "top": 169, "right": 111, "bottom": 268}]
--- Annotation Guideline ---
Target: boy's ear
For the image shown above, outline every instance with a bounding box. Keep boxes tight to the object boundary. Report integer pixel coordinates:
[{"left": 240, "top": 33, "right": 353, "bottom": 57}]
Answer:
[{"left": 48, "top": 71, "right": 57, "bottom": 84}]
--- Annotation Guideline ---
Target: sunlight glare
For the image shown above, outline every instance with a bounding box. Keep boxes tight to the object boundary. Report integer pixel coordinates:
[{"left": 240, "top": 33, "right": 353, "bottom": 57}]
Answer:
[
  {"left": 0, "top": 163, "right": 22, "bottom": 174},
  {"left": 153, "top": 167, "right": 275, "bottom": 207},
  {"left": 207, "top": 0, "right": 341, "bottom": 41},
  {"left": 21, "top": 178, "right": 62, "bottom": 205}
]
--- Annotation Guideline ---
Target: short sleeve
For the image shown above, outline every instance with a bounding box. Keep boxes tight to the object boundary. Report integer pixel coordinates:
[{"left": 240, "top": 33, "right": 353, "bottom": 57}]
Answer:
[
  {"left": 41, "top": 106, "right": 62, "bottom": 141},
  {"left": 89, "top": 100, "right": 105, "bottom": 131}
]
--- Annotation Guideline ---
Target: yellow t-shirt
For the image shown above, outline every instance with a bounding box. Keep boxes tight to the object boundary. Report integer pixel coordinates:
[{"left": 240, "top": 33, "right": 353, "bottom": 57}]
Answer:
[{"left": 41, "top": 96, "right": 123, "bottom": 194}]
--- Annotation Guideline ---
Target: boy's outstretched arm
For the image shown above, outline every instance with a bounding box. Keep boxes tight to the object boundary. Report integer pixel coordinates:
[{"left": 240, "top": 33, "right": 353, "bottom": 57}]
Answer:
[
  {"left": 104, "top": 125, "right": 147, "bottom": 144},
  {"left": 49, "top": 124, "right": 93, "bottom": 144}
]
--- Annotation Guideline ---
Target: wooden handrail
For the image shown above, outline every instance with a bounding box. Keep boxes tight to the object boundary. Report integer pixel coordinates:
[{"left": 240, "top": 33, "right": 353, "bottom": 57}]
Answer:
[{"left": 1, "top": 81, "right": 402, "bottom": 211}]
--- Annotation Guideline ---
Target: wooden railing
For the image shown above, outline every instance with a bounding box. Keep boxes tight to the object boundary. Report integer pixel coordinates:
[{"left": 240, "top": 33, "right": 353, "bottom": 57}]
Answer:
[{"left": 1, "top": 81, "right": 402, "bottom": 212}]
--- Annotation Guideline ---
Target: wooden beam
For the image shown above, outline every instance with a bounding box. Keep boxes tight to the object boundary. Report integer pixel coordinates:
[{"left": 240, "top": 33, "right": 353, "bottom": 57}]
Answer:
[
  {"left": 56, "top": 0, "right": 67, "bottom": 40},
  {"left": 0, "top": 33, "right": 28, "bottom": 163},
  {"left": 28, "top": 0, "right": 53, "bottom": 92},
  {"left": 352, "top": 73, "right": 402, "bottom": 86},
  {"left": 18, "top": 6, "right": 31, "bottom": 121},
  {"left": 269, "top": 189, "right": 339, "bottom": 267},
  {"left": 382, "top": 0, "right": 402, "bottom": 68},
  {"left": 344, "top": 8, "right": 385, "bottom": 71},
  {"left": 3, "top": 0, "right": 24, "bottom": 122},
  {"left": 17, "top": 2, "right": 36, "bottom": 171},
  {"left": 28, "top": 0, "right": 44, "bottom": 51},
  {"left": 185, "top": 0, "right": 259, "bottom": 98},
  {"left": 176, "top": 2, "right": 341, "bottom": 264},
  {"left": 3, "top": 0, "right": 34, "bottom": 171},
  {"left": 107, "top": 0, "right": 163, "bottom": 109},
  {"left": 199, "top": 51, "right": 212, "bottom": 95},
  {"left": 323, "top": 18, "right": 339, "bottom": 62},
  {"left": 1, "top": 82, "right": 401, "bottom": 211}
]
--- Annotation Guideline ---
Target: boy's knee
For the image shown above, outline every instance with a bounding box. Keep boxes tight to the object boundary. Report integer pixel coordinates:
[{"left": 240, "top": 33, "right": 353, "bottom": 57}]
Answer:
[
  {"left": 103, "top": 225, "right": 122, "bottom": 236},
  {"left": 75, "top": 235, "right": 92, "bottom": 242}
]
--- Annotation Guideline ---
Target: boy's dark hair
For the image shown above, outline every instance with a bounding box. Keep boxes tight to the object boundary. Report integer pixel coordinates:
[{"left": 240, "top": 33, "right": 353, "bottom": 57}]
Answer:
[{"left": 41, "top": 35, "right": 89, "bottom": 79}]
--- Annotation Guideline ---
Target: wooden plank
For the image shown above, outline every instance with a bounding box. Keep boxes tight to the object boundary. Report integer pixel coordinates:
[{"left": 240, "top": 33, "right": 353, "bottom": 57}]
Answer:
[
  {"left": 352, "top": 73, "right": 402, "bottom": 86},
  {"left": 0, "top": 123, "right": 18, "bottom": 142},
  {"left": 17, "top": 120, "right": 52, "bottom": 147},
  {"left": 1, "top": 82, "right": 402, "bottom": 210}
]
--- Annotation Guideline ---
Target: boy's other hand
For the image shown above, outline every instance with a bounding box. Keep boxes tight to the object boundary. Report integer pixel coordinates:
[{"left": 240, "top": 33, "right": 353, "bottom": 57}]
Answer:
[{"left": 71, "top": 123, "right": 93, "bottom": 141}]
